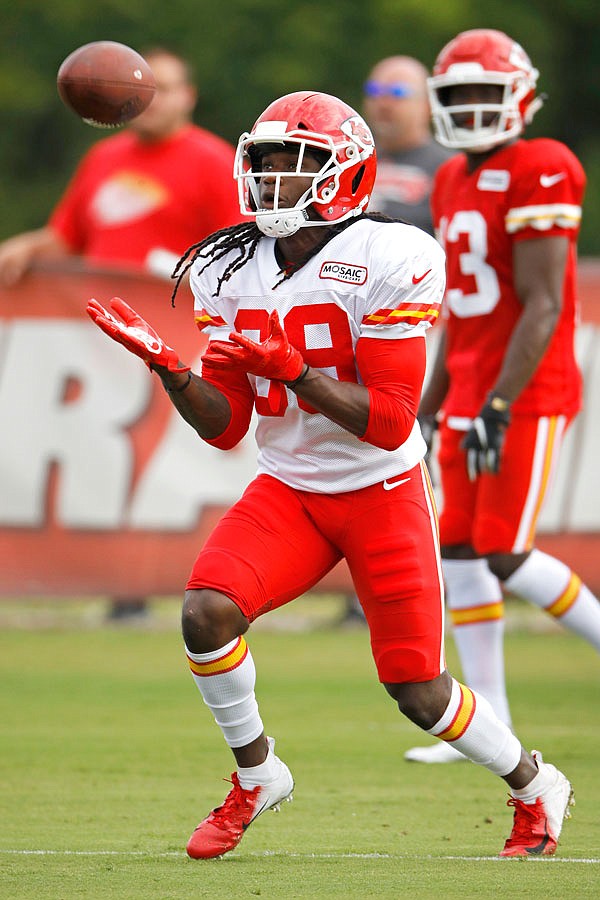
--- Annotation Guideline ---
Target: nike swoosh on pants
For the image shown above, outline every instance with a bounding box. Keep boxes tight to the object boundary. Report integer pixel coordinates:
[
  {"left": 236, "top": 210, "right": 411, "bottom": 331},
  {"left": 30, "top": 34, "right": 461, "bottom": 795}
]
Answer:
[{"left": 382, "top": 477, "right": 411, "bottom": 491}]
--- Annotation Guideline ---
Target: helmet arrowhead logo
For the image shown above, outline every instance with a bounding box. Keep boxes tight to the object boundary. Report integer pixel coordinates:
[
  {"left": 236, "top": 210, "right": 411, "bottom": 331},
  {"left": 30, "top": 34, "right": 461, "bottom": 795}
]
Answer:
[{"left": 341, "top": 116, "right": 374, "bottom": 152}]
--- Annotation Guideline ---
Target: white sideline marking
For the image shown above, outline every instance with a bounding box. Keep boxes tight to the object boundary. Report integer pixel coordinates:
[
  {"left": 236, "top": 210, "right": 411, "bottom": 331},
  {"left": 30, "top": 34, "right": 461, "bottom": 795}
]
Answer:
[{"left": 1, "top": 849, "right": 599, "bottom": 863}]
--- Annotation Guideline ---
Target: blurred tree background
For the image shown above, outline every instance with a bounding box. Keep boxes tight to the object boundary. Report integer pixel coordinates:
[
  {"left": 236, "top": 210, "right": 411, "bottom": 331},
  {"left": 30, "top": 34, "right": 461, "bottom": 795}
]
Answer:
[{"left": 1, "top": 0, "right": 598, "bottom": 253}]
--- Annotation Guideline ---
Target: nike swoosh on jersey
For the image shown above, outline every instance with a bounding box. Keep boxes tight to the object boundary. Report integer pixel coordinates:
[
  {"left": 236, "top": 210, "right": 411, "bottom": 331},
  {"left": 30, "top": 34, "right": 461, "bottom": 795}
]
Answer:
[
  {"left": 383, "top": 476, "right": 411, "bottom": 491},
  {"left": 412, "top": 269, "right": 431, "bottom": 284},
  {"left": 540, "top": 172, "right": 566, "bottom": 187}
]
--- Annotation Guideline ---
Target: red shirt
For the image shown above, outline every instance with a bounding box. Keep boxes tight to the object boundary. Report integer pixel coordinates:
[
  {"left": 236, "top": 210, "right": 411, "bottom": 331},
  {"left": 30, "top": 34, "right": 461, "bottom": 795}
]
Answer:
[
  {"left": 50, "top": 124, "right": 242, "bottom": 267},
  {"left": 431, "top": 138, "right": 586, "bottom": 418}
]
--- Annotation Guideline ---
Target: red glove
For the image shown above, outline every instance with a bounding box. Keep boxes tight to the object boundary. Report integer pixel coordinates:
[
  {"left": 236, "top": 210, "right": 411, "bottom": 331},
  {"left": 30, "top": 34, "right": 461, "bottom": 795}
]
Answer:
[
  {"left": 86, "top": 297, "right": 189, "bottom": 373},
  {"left": 206, "top": 310, "right": 305, "bottom": 382}
]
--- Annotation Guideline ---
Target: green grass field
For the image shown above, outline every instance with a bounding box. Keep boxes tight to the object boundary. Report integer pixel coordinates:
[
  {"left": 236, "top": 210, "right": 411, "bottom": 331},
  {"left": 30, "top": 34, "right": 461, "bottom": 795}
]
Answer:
[{"left": 0, "top": 597, "right": 598, "bottom": 899}]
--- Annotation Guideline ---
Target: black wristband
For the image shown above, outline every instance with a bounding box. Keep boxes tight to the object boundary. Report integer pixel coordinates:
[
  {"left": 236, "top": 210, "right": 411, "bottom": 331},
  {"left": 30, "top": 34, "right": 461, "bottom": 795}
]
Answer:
[
  {"left": 285, "top": 363, "right": 310, "bottom": 390},
  {"left": 165, "top": 371, "right": 192, "bottom": 393},
  {"left": 487, "top": 392, "right": 511, "bottom": 413}
]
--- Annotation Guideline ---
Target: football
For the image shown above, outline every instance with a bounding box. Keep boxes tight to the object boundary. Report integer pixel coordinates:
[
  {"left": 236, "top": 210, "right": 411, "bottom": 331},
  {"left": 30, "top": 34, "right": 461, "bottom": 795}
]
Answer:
[{"left": 57, "top": 41, "right": 156, "bottom": 128}]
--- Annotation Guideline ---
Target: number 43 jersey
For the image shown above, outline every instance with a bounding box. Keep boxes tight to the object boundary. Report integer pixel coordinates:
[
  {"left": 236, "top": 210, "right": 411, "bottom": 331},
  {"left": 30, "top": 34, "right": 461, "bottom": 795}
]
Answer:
[
  {"left": 431, "top": 137, "right": 586, "bottom": 420},
  {"left": 190, "top": 218, "right": 445, "bottom": 493}
]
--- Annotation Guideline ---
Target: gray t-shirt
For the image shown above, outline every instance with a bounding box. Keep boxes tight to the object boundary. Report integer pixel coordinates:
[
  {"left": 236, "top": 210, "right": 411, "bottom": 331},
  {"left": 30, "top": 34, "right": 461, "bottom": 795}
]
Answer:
[{"left": 369, "top": 141, "right": 453, "bottom": 235}]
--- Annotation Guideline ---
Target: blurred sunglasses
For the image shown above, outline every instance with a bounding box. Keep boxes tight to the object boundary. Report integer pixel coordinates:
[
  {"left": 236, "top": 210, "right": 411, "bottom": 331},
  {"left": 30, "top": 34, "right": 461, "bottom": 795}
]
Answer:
[{"left": 363, "top": 81, "right": 415, "bottom": 98}]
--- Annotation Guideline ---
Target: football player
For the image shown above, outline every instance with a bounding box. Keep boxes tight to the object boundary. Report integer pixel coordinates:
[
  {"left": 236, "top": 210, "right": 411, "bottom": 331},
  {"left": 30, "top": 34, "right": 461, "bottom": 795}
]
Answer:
[
  {"left": 404, "top": 28, "right": 599, "bottom": 774},
  {"left": 88, "top": 88, "right": 573, "bottom": 859}
]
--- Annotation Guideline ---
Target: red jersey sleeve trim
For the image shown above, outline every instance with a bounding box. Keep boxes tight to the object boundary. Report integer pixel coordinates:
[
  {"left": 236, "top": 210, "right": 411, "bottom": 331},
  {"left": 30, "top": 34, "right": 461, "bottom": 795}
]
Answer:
[
  {"left": 195, "top": 310, "right": 228, "bottom": 330},
  {"left": 362, "top": 301, "right": 440, "bottom": 328},
  {"left": 505, "top": 203, "right": 582, "bottom": 235}
]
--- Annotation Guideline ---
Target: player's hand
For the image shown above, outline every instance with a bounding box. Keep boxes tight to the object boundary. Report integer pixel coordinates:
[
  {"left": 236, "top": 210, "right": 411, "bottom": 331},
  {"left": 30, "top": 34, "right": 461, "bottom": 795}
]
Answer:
[
  {"left": 462, "top": 396, "right": 511, "bottom": 481},
  {"left": 86, "top": 297, "right": 189, "bottom": 373},
  {"left": 418, "top": 413, "right": 438, "bottom": 471},
  {"left": 205, "top": 310, "right": 305, "bottom": 383}
]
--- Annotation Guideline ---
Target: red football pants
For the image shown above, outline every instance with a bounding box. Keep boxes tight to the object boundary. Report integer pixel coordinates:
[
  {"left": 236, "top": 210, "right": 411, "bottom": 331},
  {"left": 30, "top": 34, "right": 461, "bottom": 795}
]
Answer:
[
  {"left": 187, "top": 465, "right": 445, "bottom": 684},
  {"left": 438, "top": 414, "right": 569, "bottom": 554}
]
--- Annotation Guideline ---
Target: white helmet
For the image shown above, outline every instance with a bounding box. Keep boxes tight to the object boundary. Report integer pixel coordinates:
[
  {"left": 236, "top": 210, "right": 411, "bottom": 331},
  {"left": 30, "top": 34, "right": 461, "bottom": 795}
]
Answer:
[{"left": 428, "top": 29, "right": 543, "bottom": 152}]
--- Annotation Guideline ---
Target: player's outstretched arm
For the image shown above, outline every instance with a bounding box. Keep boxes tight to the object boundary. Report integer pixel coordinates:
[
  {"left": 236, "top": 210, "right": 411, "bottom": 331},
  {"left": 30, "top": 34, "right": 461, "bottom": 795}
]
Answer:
[
  {"left": 205, "top": 314, "right": 425, "bottom": 449},
  {"left": 86, "top": 297, "right": 233, "bottom": 441},
  {"left": 87, "top": 297, "right": 189, "bottom": 372}
]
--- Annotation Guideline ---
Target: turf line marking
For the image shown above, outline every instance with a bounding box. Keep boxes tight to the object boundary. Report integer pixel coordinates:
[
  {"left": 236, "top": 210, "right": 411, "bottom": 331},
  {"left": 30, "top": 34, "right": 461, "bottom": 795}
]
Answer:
[{"left": 1, "top": 849, "right": 599, "bottom": 864}]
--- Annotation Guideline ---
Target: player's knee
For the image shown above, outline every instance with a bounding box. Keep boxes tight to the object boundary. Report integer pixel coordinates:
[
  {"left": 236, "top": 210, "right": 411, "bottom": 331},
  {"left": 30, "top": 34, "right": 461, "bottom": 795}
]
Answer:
[
  {"left": 385, "top": 671, "right": 452, "bottom": 729},
  {"left": 440, "top": 543, "right": 477, "bottom": 560},
  {"left": 486, "top": 550, "right": 530, "bottom": 581},
  {"left": 182, "top": 588, "right": 249, "bottom": 653}
]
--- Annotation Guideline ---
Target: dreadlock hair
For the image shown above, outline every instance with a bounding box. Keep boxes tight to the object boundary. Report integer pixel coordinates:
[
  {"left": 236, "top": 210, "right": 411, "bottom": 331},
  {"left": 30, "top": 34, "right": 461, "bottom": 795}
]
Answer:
[
  {"left": 170, "top": 211, "right": 402, "bottom": 306},
  {"left": 171, "top": 222, "right": 260, "bottom": 305}
]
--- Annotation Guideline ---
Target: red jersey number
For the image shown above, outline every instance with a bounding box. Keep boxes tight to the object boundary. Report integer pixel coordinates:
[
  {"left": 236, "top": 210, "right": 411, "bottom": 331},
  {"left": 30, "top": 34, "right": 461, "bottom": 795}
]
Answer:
[{"left": 233, "top": 302, "right": 357, "bottom": 416}]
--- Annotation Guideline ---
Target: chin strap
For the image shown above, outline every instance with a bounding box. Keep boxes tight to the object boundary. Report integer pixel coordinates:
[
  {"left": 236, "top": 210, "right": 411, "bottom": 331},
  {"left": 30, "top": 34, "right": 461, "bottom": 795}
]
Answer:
[{"left": 255, "top": 209, "right": 309, "bottom": 238}]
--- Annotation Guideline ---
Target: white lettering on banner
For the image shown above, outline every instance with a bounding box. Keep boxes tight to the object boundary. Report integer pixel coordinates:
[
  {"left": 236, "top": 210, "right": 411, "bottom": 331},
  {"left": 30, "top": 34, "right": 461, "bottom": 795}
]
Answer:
[
  {"left": 0, "top": 325, "right": 256, "bottom": 531},
  {"left": 0, "top": 321, "right": 148, "bottom": 527},
  {"left": 127, "top": 355, "right": 257, "bottom": 529},
  {"left": 2, "top": 318, "right": 600, "bottom": 534}
]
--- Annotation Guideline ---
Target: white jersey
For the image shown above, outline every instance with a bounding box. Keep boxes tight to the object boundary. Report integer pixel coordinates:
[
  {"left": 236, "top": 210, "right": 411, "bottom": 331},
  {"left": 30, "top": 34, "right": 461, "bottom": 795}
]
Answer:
[{"left": 191, "top": 218, "right": 445, "bottom": 493}]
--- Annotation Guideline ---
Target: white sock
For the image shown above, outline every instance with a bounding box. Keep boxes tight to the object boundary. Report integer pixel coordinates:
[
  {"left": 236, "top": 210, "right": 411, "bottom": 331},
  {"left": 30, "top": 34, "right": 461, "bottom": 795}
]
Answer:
[
  {"left": 443, "top": 559, "right": 512, "bottom": 727},
  {"left": 427, "top": 678, "right": 521, "bottom": 776},
  {"left": 511, "top": 762, "right": 552, "bottom": 804},
  {"left": 186, "top": 637, "right": 264, "bottom": 748},
  {"left": 237, "top": 737, "right": 281, "bottom": 789},
  {"left": 505, "top": 549, "right": 600, "bottom": 651}
]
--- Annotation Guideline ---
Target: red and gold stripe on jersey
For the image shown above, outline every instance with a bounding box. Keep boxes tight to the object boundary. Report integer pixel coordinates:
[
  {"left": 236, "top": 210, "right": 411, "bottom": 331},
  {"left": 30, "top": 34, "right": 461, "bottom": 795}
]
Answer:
[
  {"left": 195, "top": 309, "right": 228, "bottom": 332},
  {"left": 362, "top": 301, "right": 440, "bottom": 328},
  {"left": 505, "top": 202, "right": 582, "bottom": 234}
]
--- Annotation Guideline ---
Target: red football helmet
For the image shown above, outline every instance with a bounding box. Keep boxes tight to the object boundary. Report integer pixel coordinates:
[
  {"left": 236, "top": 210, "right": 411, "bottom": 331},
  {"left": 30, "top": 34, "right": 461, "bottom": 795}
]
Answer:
[
  {"left": 428, "top": 29, "right": 543, "bottom": 152},
  {"left": 235, "top": 91, "right": 377, "bottom": 237}
]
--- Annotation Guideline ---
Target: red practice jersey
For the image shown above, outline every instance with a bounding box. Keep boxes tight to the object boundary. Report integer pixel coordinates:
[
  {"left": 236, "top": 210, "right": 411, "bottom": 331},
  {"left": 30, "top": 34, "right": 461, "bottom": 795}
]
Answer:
[
  {"left": 50, "top": 124, "right": 242, "bottom": 268},
  {"left": 431, "top": 137, "right": 586, "bottom": 418}
]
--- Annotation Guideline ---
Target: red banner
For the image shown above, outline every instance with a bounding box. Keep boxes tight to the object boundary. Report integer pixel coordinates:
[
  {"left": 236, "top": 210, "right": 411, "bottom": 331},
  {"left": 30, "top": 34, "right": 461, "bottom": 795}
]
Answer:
[
  {"left": 1, "top": 260, "right": 600, "bottom": 596},
  {"left": 0, "top": 262, "right": 259, "bottom": 595}
]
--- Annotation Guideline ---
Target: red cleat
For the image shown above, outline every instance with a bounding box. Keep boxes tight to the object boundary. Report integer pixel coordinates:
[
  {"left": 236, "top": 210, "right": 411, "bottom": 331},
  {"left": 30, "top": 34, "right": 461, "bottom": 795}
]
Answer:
[
  {"left": 186, "top": 756, "right": 294, "bottom": 859},
  {"left": 500, "top": 751, "right": 574, "bottom": 857}
]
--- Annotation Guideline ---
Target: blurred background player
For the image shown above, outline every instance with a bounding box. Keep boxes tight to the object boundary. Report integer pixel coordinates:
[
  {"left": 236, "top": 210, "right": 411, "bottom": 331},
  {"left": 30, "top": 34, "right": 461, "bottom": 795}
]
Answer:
[
  {"left": 340, "top": 54, "right": 453, "bottom": 627},
  {"left": 88, "top": 89, "right": 574, "bottom": 861},
  {"left": 0, "top": 47, "right": 242, "bottom": 621},
  {"left": 404, "top": 28, "right": 600, "bottom": 764},
  {"left": 0, "top": 47, "right": 241, "bottom": 286}
]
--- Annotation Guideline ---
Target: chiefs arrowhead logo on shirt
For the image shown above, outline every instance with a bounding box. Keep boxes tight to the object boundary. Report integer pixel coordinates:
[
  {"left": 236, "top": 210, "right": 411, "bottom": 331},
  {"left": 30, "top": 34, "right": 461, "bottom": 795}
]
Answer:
[{"left": 91, "top": 171, "right": 168, "bottom": 225}]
